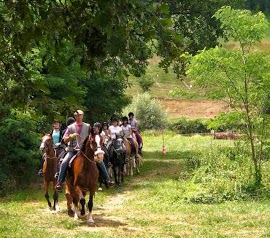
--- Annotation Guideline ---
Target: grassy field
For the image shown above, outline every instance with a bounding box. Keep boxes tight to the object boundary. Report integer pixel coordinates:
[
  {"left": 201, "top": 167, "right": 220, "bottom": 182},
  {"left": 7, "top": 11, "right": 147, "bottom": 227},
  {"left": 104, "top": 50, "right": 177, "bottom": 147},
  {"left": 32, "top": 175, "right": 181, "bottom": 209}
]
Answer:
[
  {"left": 126, "top": 21, "right": 270, "bottom": 101},
  {"left": 1, "top": 132, "right": 270, "bottom": 238}
]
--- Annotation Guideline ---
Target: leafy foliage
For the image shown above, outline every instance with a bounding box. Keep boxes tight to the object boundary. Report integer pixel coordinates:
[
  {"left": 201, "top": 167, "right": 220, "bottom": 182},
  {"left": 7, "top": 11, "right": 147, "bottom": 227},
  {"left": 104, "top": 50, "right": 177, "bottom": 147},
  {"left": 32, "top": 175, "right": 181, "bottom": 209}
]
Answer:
[
  {"left": 159, "top": 0, "right": 245, "bottom": 76},
  {"left": 138, "top": 75, "right": 155, "bottom": 92},
  {"left": 207, "top": 112, "right": 246, "bottom": 131},
  {"left": 187, "top": 6, "right": 270, "bottom": 186},
  {"left": 81, "top": 73, "right": 130, "bottom": 123},
  {"left": 0, "top": 106, "right": 40, "bottom": 196},
  {"left": 169, "top": 118, "right": 208, "bottom": 134},
  {"left": 124, "top": 93, "right": 167, "bottom": 130}
]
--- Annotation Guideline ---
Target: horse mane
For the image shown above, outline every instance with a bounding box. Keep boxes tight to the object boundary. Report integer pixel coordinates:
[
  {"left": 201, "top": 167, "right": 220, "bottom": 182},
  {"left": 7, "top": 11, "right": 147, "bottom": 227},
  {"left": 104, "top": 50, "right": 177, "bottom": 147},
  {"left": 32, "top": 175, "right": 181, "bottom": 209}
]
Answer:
[{"left": 80, "top": 128, "right": 95, "bottom": 152}]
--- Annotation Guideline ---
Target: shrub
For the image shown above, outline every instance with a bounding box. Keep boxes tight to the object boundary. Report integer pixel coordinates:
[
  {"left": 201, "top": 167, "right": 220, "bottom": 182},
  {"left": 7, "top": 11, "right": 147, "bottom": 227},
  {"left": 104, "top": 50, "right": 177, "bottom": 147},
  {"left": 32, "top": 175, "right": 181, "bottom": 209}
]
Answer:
[
  {"left": 181, "top": 141, "right": 270, "bottom": 204},
  {"left": 207, "top": 112, "right": 246, "bottom": 132},
  {"left": 123, "top": 93, "right": 167, "bottom": 130},
  {"left": 169, "top": 118, "right": 209, "bottom": 134},
  {"left": 138, "top": 76, "right": 155, "bottom": 92},
  {"left": 0, "top": 107, "right": 40, "bottom": 196}
]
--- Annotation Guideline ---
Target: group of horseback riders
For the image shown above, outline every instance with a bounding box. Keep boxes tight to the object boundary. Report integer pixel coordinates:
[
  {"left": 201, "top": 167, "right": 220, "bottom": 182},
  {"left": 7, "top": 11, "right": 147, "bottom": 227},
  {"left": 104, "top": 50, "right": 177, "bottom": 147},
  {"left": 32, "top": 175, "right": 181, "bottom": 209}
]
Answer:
[{"left": 39, "top": 110, "right": 143, "bottom": 193}]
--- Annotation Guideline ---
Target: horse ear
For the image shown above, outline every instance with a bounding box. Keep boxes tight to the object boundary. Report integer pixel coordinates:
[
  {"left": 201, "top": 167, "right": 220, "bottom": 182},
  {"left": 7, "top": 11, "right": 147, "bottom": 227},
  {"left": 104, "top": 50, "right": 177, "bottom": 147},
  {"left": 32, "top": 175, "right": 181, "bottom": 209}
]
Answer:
[
  {"left": 49, "top": 130, "right": 53, "bottom": 136},
  {"left": 90, "top": 127, "right": 95, "bottom": 137},
  {"left": 42, "top": 131, "right": 46, "bottom": 136}
]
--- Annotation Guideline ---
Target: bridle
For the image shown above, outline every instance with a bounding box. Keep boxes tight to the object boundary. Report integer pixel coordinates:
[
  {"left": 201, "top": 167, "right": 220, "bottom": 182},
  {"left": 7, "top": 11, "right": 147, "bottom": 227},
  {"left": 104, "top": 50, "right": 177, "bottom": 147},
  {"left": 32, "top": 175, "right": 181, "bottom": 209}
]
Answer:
[
  {"left": 40, "top": 135, "right": 56, "bottom": 159},
  {"left": 80, "top": 134, "right": 105, "bottom": 163}
]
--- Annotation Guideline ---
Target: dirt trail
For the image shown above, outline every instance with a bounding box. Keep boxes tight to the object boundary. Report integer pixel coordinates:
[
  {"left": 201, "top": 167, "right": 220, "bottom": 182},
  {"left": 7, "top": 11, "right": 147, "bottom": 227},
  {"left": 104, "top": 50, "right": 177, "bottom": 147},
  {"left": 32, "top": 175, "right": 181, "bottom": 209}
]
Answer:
[
  {"left": 75, "top": 177, "right": 143, "bottom": 234},
  {"left": 160, "top": 98, "right": 230, "bottom": 118}
]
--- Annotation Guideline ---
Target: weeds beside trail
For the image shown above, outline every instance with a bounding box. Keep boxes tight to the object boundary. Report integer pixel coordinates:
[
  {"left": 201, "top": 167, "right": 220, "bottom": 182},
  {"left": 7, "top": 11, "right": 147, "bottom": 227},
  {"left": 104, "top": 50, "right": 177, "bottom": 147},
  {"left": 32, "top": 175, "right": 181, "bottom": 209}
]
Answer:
[{"left": 1, "top": 132, "right": 270, "bottom": 238}]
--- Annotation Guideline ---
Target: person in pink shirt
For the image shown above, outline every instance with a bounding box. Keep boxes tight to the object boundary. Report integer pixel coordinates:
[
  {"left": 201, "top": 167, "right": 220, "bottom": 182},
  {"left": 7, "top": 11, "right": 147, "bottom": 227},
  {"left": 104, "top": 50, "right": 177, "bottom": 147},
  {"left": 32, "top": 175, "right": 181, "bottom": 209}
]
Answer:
[{"left": 55, "top": 110, "right": 90, "bottom": 192}]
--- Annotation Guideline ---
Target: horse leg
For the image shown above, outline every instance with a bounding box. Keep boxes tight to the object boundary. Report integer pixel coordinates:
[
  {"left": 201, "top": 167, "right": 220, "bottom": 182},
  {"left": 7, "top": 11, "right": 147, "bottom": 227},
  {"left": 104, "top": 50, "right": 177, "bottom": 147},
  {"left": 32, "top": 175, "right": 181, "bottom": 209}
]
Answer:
[
  {"left": 87, "top": 193, "right": 95, "bottom": 225},
  {"left": 136, "top": 155, "right": 142, "bottom": 174},
  {"left": 44, "top": 182, "right": 52, "bottom": 209},
  {"left": 65, "top": 185, "right": 75, "bottom": 217},
  {"left": 52, "top": 191, "right": 59, "bottom": 211},
  {"left": 117, "top": 165, "right": 122, "bottom": 185},
  {"left": 75, "top": 186, "right": 86, "bottom": 218},
  {"left": 112, "top": 166, "right": 118, "bottom": 185},
  {"left": 121, "top": 162, "right": 124, "bottom": 183},
  {"left": 65, "top": 193, "right": 75, "bottom": 217},
  {"left": 128, "top": 156, "right": 133, "bottom": 176}
]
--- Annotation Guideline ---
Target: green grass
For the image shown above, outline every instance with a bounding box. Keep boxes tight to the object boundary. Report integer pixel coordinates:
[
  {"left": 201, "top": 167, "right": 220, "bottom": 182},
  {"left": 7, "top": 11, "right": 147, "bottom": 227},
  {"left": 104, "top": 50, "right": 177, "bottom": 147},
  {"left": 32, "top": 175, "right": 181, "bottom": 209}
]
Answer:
[
  {"left": 126, "top": 20, "right": 270, "bottom": 101},
  {"left": 1, "top": 132, "right": 270, "bottom": 237},
  {"left": 126, "top": 57, "right": 181, "bottom": 99}
]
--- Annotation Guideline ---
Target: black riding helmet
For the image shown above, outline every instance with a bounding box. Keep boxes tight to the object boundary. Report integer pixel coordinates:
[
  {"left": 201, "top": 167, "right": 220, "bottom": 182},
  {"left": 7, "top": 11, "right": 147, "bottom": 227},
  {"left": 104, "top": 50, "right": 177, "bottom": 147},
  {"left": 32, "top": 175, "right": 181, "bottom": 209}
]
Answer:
[
  {"left": 93, "top": 122, "right": 102, "bottom": 134},
  {"left": 93, "top": 122, "right": 102, "bottom": 128},
  {"left": 66, "top": 117, "right": 75, "bottom": 126},
  {"left": 102, "top": 121, "right": 107, "bottom": 126}
]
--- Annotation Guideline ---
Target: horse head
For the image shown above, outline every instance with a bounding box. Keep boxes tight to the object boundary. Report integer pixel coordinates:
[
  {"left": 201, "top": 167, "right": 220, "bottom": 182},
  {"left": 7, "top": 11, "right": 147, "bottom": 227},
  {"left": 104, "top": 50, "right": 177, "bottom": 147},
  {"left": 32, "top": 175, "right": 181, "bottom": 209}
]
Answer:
[
  {"left": 40, "top": 134, "right": 53, "bottom": 154},
  {"left": 86, "top": 133, "right": 105, "bottom": 162},
  {"left": 113, "top": 134, "right": 125, "bottom": 153}
]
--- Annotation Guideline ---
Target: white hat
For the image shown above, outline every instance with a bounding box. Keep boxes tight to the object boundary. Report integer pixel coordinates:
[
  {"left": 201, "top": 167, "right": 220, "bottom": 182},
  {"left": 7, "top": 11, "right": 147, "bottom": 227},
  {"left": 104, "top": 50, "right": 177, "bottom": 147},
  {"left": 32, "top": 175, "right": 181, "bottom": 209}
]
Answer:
[{"left": 74, "top": 110, "right": 84, "bottom": 116}]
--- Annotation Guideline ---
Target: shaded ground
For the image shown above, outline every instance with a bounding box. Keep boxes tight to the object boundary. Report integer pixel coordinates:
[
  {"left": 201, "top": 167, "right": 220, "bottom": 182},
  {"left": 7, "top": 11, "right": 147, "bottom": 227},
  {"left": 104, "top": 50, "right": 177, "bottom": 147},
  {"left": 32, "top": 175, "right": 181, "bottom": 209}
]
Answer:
[{"left": 160, "top": 98, "right": 230, "bottom": 119}]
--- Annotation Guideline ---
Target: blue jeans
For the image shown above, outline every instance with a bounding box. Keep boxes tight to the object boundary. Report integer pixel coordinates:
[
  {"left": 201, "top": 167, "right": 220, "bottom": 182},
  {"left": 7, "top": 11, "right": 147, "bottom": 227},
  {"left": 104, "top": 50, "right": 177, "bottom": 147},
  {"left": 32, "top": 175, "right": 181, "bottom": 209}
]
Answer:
[
  {"left": 57, "top": 151, "right": 77, "bottom": 183},
  {"left": 97, "top": 161, "right": 110, "bottom": 182}
]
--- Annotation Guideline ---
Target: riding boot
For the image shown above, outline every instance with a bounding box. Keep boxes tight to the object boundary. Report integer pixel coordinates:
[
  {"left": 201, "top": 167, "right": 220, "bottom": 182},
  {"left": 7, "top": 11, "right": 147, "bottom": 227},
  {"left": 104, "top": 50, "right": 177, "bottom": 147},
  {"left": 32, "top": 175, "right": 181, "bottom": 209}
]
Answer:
[
  {"left": 55, "top": 181, "right": 64, "bottom": 192},
  {"left": 105, "top": 180, "right": 115, "bottom": 188},
  {"left": 38, "top": 155, "right": 45, "bottom": 176},
  {"left": 38, "top": 169, "right": 43, "bottom": 176}
]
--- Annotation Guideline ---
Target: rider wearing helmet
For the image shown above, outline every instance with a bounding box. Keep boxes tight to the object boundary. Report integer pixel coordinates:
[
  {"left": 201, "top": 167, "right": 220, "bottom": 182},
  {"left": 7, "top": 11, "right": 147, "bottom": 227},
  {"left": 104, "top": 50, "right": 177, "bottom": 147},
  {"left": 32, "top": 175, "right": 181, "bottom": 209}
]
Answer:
[
  {"left": 121, "top": 116, "right": 139, "bottom": 158},
  {"left": 128, "top": 112, "right": 143, "bottom": 149},
  {"left": 93, "top": 122, "right": 114, "bottom": 188},
  {"left": 38, "top": 119, "right": 64, "bottom": 176}
]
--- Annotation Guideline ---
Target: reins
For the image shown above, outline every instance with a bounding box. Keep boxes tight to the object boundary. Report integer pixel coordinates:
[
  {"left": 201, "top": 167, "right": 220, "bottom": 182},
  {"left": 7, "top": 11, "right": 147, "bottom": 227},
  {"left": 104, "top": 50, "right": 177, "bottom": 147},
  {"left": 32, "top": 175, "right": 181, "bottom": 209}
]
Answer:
[{"left": 80, "top": 150, "right": 96, "bottom": 164}]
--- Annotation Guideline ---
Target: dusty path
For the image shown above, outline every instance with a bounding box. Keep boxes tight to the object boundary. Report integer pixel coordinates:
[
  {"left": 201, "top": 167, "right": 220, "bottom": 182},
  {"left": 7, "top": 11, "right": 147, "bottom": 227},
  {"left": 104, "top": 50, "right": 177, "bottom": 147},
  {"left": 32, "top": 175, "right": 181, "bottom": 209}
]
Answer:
[{"left": 160, "top": 98, "right": 230, "bottom": 118}]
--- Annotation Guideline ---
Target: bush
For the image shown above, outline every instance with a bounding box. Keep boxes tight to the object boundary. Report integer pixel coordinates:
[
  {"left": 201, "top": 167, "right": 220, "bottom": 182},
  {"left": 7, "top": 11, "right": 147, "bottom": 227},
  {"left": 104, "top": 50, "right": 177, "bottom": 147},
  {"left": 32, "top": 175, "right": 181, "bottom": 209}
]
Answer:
[
  {"left": 0, "top": 107, "right": 40, "bottom": 196},
  {"left": 180, "top": 141, "right": 270, "bottom": 204},
  {"left": 207, "top": 112, "right": 246, "bottom": 132},
  {"left": 138, "top": 76, "right": 155, "bottom": 92},
  {"left": 123, "top": 93, "right": 167, "bottom": 130},
  {"left": 169, "top": 118, "right": 209, "bottom": 134}
]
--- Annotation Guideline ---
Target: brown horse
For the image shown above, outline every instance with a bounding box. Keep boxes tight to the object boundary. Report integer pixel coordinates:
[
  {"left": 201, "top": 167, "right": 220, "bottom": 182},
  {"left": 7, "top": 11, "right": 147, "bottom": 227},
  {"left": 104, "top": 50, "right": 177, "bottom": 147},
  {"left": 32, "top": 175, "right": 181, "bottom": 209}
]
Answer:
[
  {"left": 65, "top": 132, "right": 104, "bottom": 224},
  {"left": 123, "top": 138, "right": 143, "bottom": 176},
  {"left": 39, "top": 133, "right": 60, "bottom": 212}
]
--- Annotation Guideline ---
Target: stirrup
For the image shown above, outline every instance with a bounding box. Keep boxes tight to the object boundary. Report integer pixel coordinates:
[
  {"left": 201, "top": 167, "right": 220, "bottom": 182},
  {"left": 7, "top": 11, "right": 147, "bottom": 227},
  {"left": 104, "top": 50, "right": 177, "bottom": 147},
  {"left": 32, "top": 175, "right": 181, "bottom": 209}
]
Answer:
[
  {"left": 38, "top": 169, "right": 43, "bottom": 176},
  {"left": 55, "top": 182, "right": 63, "bottom": 192},
  {"left": 54, "top": 172, "right": 59, "bottom": 179}
]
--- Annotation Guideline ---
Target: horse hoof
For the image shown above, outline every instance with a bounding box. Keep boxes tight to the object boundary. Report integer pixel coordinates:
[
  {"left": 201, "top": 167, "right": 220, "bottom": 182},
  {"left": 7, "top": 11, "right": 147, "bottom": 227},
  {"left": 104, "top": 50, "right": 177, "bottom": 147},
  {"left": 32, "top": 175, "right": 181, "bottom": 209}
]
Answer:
[
  {"left": 68, "top": 209, "right": 75, "bottom": 217},
  {"left": 55, "top": 205, "right": 60, "bottom": 212},
  {"left": 78, "top": 214, "right": 87, "bottom": 220},
  {"left": 87, "top": 219, "right": 95, "bottom": 226}
]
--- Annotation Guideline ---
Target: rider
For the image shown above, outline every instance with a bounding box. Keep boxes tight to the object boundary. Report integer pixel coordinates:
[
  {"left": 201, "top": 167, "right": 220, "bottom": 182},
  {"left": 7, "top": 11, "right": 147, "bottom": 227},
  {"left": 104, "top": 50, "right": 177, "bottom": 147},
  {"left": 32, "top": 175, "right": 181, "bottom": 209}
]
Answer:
[
  {"left": 51, "top": 120, "right": 63, "bottom": 148},
  {"left": 107, "top": 117, "right": 128, "bottom": 169},
  {"left": 38, "top": 119, "right": 64, "bottom": 176},
  {"left": 128, "top": 112, "right": 143, "bottom": 149},
  {"left": 101, "top": 122, "right": 110, "bottom": 145},
  {"left": 107, "top": 117, "right": 123, "bottom": 149},
  {"left": 121, "top": 116, "right": 139, "bottom": 158},
  {"left": 53, "top": 117, "right": 76, "bottom": 180},
  {"left": 93, "top": 122, "right": 114, "bottom": 188},
  {"left": 55, "top": 110, "right": 90, "bottom": 192}
]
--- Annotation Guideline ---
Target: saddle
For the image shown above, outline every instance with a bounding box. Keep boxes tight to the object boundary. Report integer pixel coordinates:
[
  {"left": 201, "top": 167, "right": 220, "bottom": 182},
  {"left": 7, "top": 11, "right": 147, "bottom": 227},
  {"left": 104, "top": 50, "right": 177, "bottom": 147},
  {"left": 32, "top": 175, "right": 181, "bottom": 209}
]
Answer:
[{"left": 68, "top": 152, "right": 80, "bottom": 167}]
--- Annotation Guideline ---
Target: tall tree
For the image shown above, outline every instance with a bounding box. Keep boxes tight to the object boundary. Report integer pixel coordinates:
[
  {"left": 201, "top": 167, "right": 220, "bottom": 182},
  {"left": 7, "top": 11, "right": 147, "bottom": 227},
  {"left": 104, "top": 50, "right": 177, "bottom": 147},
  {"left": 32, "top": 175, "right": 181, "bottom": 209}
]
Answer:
[
  {"left": 187, "top": 6, "right": 269, "bottom": 186},
  {"left": 159, "top": 0, "right": 245, "bottom": 76}
]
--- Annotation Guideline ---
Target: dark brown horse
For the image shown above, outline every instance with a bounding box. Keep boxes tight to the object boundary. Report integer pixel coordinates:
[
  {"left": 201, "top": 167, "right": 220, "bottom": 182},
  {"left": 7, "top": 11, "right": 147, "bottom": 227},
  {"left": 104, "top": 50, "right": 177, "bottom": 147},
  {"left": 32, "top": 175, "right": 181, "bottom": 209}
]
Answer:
[
  {"left": 39, "top": 133, "right": 60, "bottom": 212},
  {"left": 65, "top": 132, "right": 104, "bottom": 224}
]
